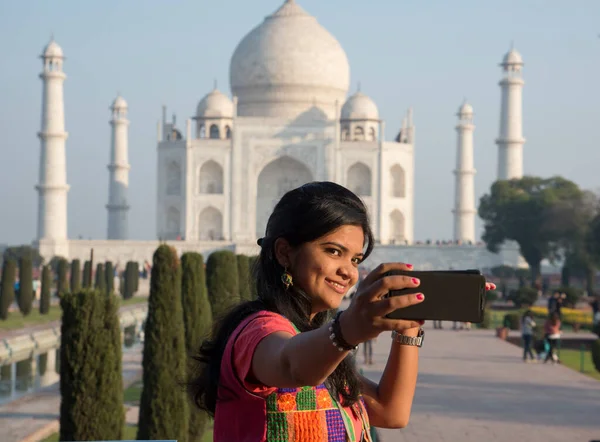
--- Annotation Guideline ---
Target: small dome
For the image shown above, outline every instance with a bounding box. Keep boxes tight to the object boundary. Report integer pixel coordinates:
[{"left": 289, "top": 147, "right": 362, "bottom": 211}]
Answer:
[
  {"left": 111, "top": 95, "right": 128, "bottom": 109},
  {"left": 341, "top": 92, "right": 379, "bottom": 120},
  {"left": 42, "top": 40, "right": 64, "bottom": 58},
  {"left": 458, "top": 101, "right": 473, "bottom": 116},
  {"left": 501, "top": 48, "right": 523, "bottom": 66},
  {"left": 196, "top": 89, "right": 233, "bottom": 118}
]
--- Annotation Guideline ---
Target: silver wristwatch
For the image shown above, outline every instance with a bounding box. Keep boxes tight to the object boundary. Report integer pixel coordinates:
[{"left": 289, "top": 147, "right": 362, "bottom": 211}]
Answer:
[{"left": 391, "top": 329, "right": 424, "bottom": 347}]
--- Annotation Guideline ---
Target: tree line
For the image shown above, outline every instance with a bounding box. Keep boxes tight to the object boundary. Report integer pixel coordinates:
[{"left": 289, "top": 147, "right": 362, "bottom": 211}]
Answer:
[
  {"left": 58, "top": 246, "right": 255, "bottom": 441},
  {"left": 0, "top": 250, "right": 141, "bottom": 320},
  {"left": 479, "top": 175, "right": 600, "bottom": 296}
]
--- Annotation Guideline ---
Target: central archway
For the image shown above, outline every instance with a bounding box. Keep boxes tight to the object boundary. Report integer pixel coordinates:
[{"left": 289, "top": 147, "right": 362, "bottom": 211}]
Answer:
[{"left": 256, "top": 156, "right": 313, "bottom": 237}]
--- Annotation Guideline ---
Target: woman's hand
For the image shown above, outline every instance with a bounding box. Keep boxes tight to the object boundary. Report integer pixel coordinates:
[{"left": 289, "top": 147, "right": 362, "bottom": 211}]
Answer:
[{"left": 340, "top": 263, "right": 423, "bottom": 346}]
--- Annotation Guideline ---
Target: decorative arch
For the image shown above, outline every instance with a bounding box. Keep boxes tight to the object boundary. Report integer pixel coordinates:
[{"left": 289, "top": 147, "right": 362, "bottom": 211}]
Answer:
[
  {"left": 354, "top": 126, "right": 365, "bottom": 141},
  {"left": 166, "top": 206, "right": 180, "bottom": 237},
  {"left": 225, "top": 126, "right": 232, "bottom": 139},
  {"left": 199, "top": 125, "right": 206, "bottom": 139},
  {"left": 390, "top": 164, "right": 406, "bottom": 198},
  {"left": 369, "top": 127, "right": 377, "bottom": 141},
  {"left": 198, "top": 206, "right": 223, "bottom": 240},
  {"left": 346, "top": 162, "right": 372, "bottom": 196},
  {"left": 256, "top": 156, "right": 313, "bottom": 237},
  {"left": 166, "top": 161, "right": 181, "bottom": 196},
  {"left": 198, "top": 160, "right": 224, "bottom": 194},
  {"left": 389, "top": 210, "right": 405, "bottom": 244},
  {"left": 209, "top": 124, "right": 220, "bottom": 139}
]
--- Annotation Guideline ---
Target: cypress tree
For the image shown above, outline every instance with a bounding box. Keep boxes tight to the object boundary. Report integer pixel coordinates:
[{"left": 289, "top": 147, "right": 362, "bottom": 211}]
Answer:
[
  {"left": 105, "top": 261, "right": 114, "bottom": 294},
  {"left": 137, "top": 245, "right": 188, "bottom": 441},
  {"left": 123, "top": 262, "right": 136, "bottom": 299},
  {"left": 18, "top": 256, "right": 33, "bottom": 316},
  {"left": 59, "top": 289, "right": 124, "bottom": 440},
  {"left": 69, "top": 259, "right": 81, "bottom": 292},
  {"left": 248, "top": 255, "right": 259, "bottom": 300},
  {"left": 40, "top": 265, "right": 51, "bottom": 314},
  {"left": 133, "top": 261, "right": 140, "bottom": 292},
  {"left": 94, "top": 263, "right": 106, "bottom": 294},
  {"left": 181, "top": 252, "right": 213, "bottom": 442},
  {"left": 206, "top": 250, "right": 240, "bottom": 320},
  {"left": 236, "top": 254, "right": 251, "bottom": 302},
  {"left": 82, "top": 261, "right": 92, "bottom": 288},
  {"left": 0, "top": 259, "right": 16, "bottom": 320},
  {"left": 70, "top": 259, "right": 81, "bottom": 293},
  {"left": 56, "top": 258, "right": 69, "bottom": 296}
]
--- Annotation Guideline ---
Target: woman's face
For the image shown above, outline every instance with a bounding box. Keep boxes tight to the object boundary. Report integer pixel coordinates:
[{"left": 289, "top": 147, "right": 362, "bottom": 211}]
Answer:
[{"left": 287, "top": 225, "right": 365, "bottom": 316}]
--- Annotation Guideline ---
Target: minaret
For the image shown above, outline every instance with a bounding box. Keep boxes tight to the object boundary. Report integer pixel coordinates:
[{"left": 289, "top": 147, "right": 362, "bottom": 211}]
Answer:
[
  {"left": 106, "top": 95, "right": 130, "bottom": 240},
  {"left": 453, "top": 101, "right": 476, "bottom": 244},
  {"left": 496, "top": 47, "right": 525, "bottom": 180},
  {"left": 36, "top": 39, "right": 69, "bottom": 241}
]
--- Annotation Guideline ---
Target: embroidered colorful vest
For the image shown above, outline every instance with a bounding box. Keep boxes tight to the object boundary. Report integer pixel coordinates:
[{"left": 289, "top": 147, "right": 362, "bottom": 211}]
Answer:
[
  {"left": 265, "top": 384, "right": 371, "bottom": 442},
  {"left": 262, "top": 323, "right": 372, "bottom": 442}
]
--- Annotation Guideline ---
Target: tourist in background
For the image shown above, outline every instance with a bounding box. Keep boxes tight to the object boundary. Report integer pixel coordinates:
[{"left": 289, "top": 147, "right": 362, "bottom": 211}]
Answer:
[
  {"left": 543, "top": 312, "right": 561, "bottom": 364},
  {"left": 521, "top": 310, "right": 536, "bottom": 362}
]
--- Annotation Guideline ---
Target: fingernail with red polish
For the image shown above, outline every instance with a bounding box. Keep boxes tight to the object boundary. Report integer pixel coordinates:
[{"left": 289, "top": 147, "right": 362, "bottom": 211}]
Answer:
[
  {"left": 412, "top": 278, "right": 420, "bottom": 285},
  {"left": 418, "top": 320, "right": 425, "bottom": 325},
  {"left": 406, "top": 263, "right": 413, "bottom": 269},
  {"left": 416, "top": 293, "right": 424, "bottom": 300}
]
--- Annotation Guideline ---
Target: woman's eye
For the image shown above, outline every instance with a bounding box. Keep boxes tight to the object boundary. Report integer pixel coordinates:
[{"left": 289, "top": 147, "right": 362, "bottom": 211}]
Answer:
[{"left": 327, "top": 248, "right": 341, "bottom": 256}]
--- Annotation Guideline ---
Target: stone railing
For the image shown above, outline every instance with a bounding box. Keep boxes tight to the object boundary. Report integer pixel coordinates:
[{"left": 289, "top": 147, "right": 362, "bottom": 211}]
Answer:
[{"left": 0, "top": 306, "right": 148, "bottom": 365}]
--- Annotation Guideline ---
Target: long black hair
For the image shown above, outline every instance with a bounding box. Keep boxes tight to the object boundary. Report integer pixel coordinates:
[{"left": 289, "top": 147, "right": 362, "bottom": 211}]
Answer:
[{"left": 188, "top": 181, "right": 375, "bottom": 415}]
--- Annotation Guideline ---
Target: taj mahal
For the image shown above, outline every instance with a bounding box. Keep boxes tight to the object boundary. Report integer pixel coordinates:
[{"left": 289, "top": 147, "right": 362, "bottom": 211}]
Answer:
[{"left": 33, "top": 0, "right": 525, "bottom": 270}]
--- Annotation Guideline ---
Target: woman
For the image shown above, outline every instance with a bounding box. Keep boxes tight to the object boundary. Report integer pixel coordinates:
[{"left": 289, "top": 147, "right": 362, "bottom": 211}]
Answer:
[
  {"left": 543, "top": 312, "right": 561, "bottom": 364},
  {"left": 521, "top": 310, "right": 536, "bottom": 362},
  {"left": 189, "top": 181, "right": 494, "bottom": 441}
]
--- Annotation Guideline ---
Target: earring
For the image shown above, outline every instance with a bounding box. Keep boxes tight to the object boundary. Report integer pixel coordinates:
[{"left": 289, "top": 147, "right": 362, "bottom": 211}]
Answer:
[{"left": 281, "top": 267, "right": 293, "bottom": 290}]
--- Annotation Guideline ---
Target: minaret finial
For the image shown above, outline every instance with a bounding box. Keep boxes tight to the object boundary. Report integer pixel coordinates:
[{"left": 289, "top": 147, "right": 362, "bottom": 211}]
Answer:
[
  {"left": 357, "top": 81, "right": 361, "bottom": 92},
  {"left": 510, "top": 40, "right": 515, "bottom": 50},
  {"left": 213, "top": 78, "right": 218, "bottom": 90}
]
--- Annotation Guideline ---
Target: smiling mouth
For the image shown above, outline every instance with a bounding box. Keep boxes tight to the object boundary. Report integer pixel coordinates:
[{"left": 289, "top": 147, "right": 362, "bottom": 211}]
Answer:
[{"left": 325, "top": 279, "right": 347, "bottom": 294}]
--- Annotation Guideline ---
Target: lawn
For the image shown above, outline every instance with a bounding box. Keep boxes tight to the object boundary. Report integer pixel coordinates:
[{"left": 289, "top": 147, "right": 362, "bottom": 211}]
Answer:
[
  {"left": 41, "top": 379, "right": 214, "bottom": 442},
  {"left": 557, "top": 348, "right": 600, "bottom": 382},
  {"left": 0, "top": 296, "right": 147, "bottom": 332}
]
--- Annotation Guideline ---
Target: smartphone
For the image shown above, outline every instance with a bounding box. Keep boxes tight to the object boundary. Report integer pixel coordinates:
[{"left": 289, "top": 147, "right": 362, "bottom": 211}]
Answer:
[{"left": 382, "top": 269, "right": 487, "bottom": 323}]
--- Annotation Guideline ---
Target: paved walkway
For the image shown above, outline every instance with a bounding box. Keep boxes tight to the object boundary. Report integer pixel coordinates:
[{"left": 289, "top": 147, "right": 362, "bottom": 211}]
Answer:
[
  {"left": 0, "top": 345, "right": 142, "bottom": 442},
  {"left": 360, "top": 322, "right": 600, "bottom": 442}
]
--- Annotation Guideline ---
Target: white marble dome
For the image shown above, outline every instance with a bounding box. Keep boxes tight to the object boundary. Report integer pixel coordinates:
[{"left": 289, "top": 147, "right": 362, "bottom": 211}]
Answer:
[
  {"left": 111, "top": 95, "right": 128, "bottom": 109},
  {"left": 196, "top": 89, "right": 233, "bottom": 118},
  {"left": 42, "top": 40, "right": 64, "bottom": 58},
  {"left": 229, "top": 0, "right": 350, "bottom": 119},
  {"left": 341, "top": 92, "right": 379, "bottom": 120}
]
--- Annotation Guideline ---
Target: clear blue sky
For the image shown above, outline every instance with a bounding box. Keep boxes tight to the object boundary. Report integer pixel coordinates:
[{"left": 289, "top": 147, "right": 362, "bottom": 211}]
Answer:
[{"left": 0, "top": 0, "right": 598, "bottom": 245}]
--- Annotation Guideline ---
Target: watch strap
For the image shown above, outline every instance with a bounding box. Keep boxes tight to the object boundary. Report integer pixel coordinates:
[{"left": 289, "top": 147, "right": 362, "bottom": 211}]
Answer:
[{"left": 391, "top": 329, "right": 424, "bottom": 347}]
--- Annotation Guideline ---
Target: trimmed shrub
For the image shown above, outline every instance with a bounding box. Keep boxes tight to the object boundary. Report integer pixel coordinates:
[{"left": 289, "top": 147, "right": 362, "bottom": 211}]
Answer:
[
  {"left": 105, "top": 261, "right": 114, "bottom": 294},
  {"left": 40, "top": 265, "right": 51, "bottom": 314},
  {"left": 479, "top": 309, "right": 491, "bottom": 329},
  {"left": 133, "top": 262, "right": 140, "bottom": 292},
  {"left": 82, "top": 261, "right": 92, "bottom": 288},
  {"left": 485, "top": 289, "right": 499, "bottom": 304},
  {"left": 236, "top": 254, "right": 251, "bottom": 302},
  {"left": 123, "top": 262, "right": 137, "bottom": 299},
  {"left": 94, "top": 263, "right": 106, "bottom": 294},
  {"left": 248, "top": 255, "right": 258, "bottom": 300},
  {"left": 18, "top": 256, "right": 34, "bottom": 316},
  {"left": 70, "top": 260, "right": 81, "bottom": 293},
  {"left": 56, "top": 258, "right": 69, "bottom": 296},
  {"left": 137, "top": 245, "right": 188, "bottom": 441},
  {"left": 181, "top": 252, "right": 213, "bottom": 442},
  {"left": 0, "top": 259, "right": 16, "bottom": 320},
  {"left": 59, "top": 289, "right": 124, "bottom": 441},
  {"left": 206, "top": 250, "right": 240, "bottom": 320},
  {"left": 591, "top": 339, "right": 600, "bottom": 373},
  {"left": 503, "top": 313, "right": 521, "bottom": 330},
  {"left": 508, "top": 287, "right": 538, "bottom": 308}
]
